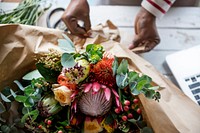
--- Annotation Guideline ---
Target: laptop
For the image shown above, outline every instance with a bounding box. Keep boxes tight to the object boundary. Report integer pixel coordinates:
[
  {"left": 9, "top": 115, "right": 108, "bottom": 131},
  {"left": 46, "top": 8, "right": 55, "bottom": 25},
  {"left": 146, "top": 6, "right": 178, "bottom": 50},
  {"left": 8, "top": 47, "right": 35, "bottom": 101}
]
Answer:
[{"left": 166, "top": 45, "right": 200, "bottom": 105}]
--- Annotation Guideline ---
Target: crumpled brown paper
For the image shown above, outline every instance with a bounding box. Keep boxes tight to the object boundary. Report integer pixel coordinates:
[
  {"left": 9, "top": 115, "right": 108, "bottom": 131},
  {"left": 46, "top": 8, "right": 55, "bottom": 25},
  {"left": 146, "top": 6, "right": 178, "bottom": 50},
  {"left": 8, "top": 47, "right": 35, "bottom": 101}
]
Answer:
[{"left": 0, "top": 22, "right": 200, "bottom": 133}]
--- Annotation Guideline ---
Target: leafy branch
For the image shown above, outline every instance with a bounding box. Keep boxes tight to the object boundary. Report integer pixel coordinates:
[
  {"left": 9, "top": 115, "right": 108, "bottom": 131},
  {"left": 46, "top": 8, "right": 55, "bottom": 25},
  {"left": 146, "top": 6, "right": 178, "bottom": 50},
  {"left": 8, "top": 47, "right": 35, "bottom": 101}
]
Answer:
[
  {"left": 112, "top": 57, "right": 161, "bottom": 102},
  {"left": 58, "top": 34, "right": 105, "bottom": 69}
]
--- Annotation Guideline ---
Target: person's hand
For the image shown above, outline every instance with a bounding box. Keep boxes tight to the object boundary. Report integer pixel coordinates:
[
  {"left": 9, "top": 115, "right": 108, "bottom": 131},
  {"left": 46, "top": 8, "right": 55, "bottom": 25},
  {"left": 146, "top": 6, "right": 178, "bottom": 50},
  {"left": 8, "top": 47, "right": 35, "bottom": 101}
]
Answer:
[
  {"left": 61, "top": 0, "right": 91, "bottom": 37},
  {"left": 129, "top": 7, "right": 160, "bottom": 53}
]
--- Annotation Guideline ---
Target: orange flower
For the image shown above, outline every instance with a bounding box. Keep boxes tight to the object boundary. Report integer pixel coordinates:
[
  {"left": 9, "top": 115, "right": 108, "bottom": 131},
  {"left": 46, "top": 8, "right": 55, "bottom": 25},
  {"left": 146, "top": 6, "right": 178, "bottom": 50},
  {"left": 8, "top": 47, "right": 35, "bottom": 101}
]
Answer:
[
  {"left": 90, "top": 57, "right": 115, "bottom": 88},
  {"left": 57, "top": 74, "right": 76, "bottom": 90}
]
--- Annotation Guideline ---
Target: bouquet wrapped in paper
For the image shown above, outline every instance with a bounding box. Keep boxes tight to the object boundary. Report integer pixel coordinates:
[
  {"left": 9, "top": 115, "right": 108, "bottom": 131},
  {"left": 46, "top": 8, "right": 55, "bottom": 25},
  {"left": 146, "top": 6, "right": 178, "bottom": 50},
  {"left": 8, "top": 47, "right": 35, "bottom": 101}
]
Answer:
[{"left": 0, "top": 23, "right": 200, "bottom": 133}]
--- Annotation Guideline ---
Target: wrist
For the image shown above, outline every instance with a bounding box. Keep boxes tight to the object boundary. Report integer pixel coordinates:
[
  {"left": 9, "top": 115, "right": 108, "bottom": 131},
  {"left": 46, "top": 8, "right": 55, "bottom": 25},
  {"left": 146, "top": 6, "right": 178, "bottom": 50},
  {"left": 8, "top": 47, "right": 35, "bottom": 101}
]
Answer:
[{"left": 140, "top": 7, "right": 156, "bottom": 21}]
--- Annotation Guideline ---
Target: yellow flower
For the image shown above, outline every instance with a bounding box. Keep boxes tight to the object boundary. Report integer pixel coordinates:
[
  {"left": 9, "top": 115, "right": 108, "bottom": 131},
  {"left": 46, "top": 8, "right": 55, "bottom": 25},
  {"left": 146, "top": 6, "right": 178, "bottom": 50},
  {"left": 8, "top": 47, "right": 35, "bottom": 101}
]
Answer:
[
  {"left": 84, "top": 118, "right": 103, "bottom": 133},
  {"left": 53, "top": 86, "right": 72, "bottom": 106}
]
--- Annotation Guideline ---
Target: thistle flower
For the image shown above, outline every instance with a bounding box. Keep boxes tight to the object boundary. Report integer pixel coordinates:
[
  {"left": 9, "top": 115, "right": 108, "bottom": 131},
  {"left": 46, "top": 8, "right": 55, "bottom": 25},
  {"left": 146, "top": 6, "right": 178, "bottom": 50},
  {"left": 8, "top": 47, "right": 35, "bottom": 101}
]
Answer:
[
  {"left": 62, "top": 59, "right": 90, "bottom": 84},
  {"left": 37, "top": 94, "right": 62, "bottom": 117}
]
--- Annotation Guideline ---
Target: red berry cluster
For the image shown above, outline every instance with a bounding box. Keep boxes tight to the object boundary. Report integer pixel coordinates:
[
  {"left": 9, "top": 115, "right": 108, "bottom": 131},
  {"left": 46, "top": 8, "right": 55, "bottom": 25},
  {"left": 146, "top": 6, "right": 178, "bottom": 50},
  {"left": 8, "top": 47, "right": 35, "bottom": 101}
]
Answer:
[
  {"left": 114, "top": 98, "right": 142, "bottom": 122},
  {"left": 38, "top": 119, "right": 63, "bottom": 133}
]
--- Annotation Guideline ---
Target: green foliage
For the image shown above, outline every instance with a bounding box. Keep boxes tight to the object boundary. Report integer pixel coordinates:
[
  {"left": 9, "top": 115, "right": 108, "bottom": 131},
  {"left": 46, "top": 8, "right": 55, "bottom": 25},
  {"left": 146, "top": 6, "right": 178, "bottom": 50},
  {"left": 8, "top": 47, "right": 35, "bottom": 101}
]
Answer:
[
  {"left": 85, "top": 44, "right": 104, "bottom": 64},
  {"left": 36, "top": 63, "right": 60, "bottom": 83},
  {"left": 13, "top": 78, "right": 48, "bottom": 123},
  {"left": 117, "top": 59, "right": 128, "bottom": 75},
  {"left": 113, "top": 57, "right": 160, "bottom": 101},
  {"left": 112, "top": 56, "right": 118, "bottom": 76},
  {"left": 21, "top": 109, "right": 39, "bottom": 123},
  {"left": 58, "top": 34, "right": 76, "bottom": 53},
  {"left": 22, "top": 69, "right": 42, "bottom": 81},
  {"left": 61, "top": 53, "right": 76, "bottom": 68},
  {"left": 0, "top": 86, "right": 18, "bottom": 114},
  {"left": 15, "top": 78, "right": 46, "bottom": 108}
]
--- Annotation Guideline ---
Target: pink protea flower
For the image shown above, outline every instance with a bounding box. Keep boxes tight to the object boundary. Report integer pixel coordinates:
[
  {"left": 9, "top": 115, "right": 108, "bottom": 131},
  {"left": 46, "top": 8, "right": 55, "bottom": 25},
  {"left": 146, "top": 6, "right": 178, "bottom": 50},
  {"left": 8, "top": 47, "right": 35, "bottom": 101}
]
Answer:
[
  {"left": 78, "top": 82, "right": 113, "bottom": 117},
  {"left": 77, "top": 82, "right": 122, "bottom": 116}
]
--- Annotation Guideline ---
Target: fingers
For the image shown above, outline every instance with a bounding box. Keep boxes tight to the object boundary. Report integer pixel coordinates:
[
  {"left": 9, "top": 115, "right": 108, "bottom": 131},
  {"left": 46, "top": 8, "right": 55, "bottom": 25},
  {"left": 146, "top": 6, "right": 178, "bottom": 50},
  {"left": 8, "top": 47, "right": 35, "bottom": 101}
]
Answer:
[
  {"left": 128, "top": 34, "right": 143, "bottom": 49},
  {"left": 132, "top": 40, "right": 159, "bottom": 53},
  {"left": 66, "top": 17, "right": 88, "bottom": 37},
  {"left": 83, "top": 15, "right": 91, "bottom": 32}
]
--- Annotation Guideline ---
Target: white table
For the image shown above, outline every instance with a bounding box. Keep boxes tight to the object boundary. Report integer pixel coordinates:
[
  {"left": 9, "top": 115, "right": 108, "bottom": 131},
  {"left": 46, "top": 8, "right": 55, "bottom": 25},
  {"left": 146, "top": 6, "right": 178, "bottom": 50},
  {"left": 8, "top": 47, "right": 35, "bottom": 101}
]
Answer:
[{"left": 1, "top": 1, "right": 200, "bottom": 87}]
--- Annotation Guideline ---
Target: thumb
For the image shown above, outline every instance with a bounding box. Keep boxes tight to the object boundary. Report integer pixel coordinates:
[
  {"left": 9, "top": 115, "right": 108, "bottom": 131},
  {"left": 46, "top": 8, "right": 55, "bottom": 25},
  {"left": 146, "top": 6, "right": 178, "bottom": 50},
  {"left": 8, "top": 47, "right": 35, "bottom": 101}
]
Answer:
[{"left": 129, "top": 35, "right": 143, "bottom": 50}]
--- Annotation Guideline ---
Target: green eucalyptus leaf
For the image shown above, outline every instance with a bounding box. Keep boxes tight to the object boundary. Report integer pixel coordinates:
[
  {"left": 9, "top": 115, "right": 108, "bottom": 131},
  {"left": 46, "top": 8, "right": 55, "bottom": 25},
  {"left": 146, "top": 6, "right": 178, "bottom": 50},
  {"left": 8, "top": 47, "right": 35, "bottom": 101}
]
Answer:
[
  {"left": 128, "top": 71, "right": 139, "bottom": 83},
  {"left": 0, "top": 93, "right": 11, "bottom": 102},
  {"left": 116, "top": 75, "right": 123, "bottom": 87},
  {"left": 122, "top": 73, "right": 128, "bottom": 87},
  {"left": 36, "top": 63, "right": 60, "bottom": 83},
  {"left": 14, "top": 80, "right": 24, "bottom": 91},
  {"left": 30, "top": 95, "right": 41, "bottom": 102},
  {"left": 0, "top": 102, "right": 6, "bottom": 114},
  {"left": 129, "top": 81, "right": 137, "bottom": 91},
  {"left": 10, "top": 89, "right": 16, "bottom": 98},
  {"left": 61, "top": 53, "right": 76, "bottom": 68},
  {"left": 131, "top": 88, "right": 140, "bottom": 95},
  {"left": 24, "top": 87, "right": 35, "bottom": 96},
  {"left": 1, "top": 87, "right": 15, "bottom": 102},
  {"left": 24, "top": 97, "right": 34, "bottom": 107},
  {"left": 128, "top": 118, "right": 137, "bottom": 124},
  {"left": 21, "top": 109, "right": 39, "bottom": 123},
  {"left": 144, "top": 90, "right": 155, "bottom": 99},
  {"left": 116, "top": 73, "right": 128, "bottom": 89},
  {"left": 140, "top": 127, "right": 154, "bottom": 133},
  {"left": 112, "top": 56, "right": 118, "bottom": 76},
  {"left": 15, "top": 95, "right": 27, "bottom": 103},
  {"left": 1, "top": 125, "right": 11, "bottom": 133},
  {"left": 22, "top": 69, "right": 42, "bottom": 81},
  {"left": 148, "top": 86, "right": 159, "bottom": 90},
  {"left": 117, "top": 59, "right": 128, "bottom": 75},
  {"left": 63, "top": 34, "right": 74, "bottom": 47},
  {"left": 58, "top": 39, "right": 75, "bottom": 53},
  {"left": 22, "top": 107, "right": 32, "bottom": 115},
  {"left": 136, "top": 80, "right": 148, "bottom": 91},
  {"left": 137, "top": 75, "right": 152, "bottom": 83}
]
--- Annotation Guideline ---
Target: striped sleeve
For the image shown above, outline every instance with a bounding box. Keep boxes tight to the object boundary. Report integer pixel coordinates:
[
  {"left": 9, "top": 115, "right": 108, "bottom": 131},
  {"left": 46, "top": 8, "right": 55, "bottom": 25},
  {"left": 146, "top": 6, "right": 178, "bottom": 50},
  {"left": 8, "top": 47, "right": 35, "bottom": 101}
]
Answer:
[{"left": 141, "top": 0, "right": 176, "bottom": 18}]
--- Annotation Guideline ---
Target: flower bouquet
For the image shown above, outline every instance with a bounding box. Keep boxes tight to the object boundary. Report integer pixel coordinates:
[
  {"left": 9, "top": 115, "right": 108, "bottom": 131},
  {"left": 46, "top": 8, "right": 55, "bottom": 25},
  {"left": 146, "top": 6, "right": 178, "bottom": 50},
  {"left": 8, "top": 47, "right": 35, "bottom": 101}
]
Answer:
[{"left": 0, "top": 34, "right": 160, "bottom": 133}]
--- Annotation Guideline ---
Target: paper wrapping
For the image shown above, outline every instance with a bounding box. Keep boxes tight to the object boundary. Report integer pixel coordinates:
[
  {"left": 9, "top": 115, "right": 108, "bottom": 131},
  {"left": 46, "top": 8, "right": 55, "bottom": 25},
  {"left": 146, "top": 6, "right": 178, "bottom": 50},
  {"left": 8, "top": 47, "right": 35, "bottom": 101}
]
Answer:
[{"left": 0, "top": 23, "right": 200, "bottom": 133}]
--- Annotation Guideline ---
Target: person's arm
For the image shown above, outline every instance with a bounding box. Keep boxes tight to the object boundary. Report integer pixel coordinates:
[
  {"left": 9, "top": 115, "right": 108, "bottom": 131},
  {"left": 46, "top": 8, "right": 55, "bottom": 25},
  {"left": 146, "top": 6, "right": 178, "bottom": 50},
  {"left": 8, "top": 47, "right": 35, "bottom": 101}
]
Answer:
[
  {"left": 129, "top": 0, "right": 176, "bottom": 53},
  {"left": 61, "top": 0, "right": 91, "bottom": 37}
]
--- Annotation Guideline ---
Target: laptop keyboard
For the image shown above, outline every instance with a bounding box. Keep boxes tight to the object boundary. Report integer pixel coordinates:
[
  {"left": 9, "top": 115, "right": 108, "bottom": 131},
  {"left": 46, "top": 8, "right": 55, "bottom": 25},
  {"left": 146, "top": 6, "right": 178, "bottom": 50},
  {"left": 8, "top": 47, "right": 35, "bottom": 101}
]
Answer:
[{"left": 185, "top": 74, "right": 200, "bottom": 105}]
